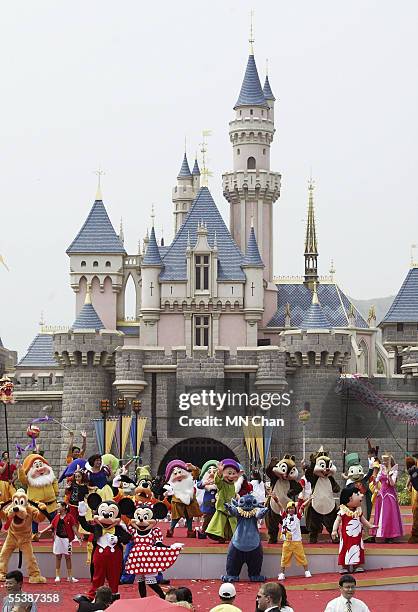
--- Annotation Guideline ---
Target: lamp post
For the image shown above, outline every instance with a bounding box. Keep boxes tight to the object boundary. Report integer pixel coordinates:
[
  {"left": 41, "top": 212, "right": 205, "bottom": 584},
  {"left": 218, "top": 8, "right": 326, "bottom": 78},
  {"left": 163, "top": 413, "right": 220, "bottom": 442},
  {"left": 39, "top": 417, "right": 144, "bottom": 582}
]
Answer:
[
  {"left": 0, "top": 377, "right": 15, "bottom": 482},
  {"left": 116, "top": 397, "right": 127, "bottom": 461},
  {"left": 99, "top": 399, "right": 111, "bottom": 454},
  {"left": 131, "top": 399, "right": 142, "bottom": 468},
  {"left": 298, "top": 402, "right": 311, "bottom": 461}
]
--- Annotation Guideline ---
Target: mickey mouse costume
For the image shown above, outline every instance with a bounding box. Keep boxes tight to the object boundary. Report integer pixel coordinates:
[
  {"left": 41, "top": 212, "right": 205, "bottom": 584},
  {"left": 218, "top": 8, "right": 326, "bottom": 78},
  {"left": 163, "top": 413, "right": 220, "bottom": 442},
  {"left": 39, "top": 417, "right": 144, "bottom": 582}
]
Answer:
[{"left": 74, "top": 494, "right": 132, "bottom": 603}]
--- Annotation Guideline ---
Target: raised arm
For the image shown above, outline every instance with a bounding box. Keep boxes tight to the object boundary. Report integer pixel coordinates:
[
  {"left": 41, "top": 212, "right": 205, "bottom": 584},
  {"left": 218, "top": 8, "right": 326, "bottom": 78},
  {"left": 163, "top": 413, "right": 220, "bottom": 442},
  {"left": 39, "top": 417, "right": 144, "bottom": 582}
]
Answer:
[{"left": 331, "top": 513, "right": 342, "bottom": 540}]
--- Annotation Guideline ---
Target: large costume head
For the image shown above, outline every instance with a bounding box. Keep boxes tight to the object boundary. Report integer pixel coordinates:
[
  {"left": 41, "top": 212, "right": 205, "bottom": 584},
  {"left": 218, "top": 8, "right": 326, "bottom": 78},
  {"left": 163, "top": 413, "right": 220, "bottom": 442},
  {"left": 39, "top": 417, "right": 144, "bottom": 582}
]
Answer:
[
  {"left": 86, "top": 493, "right": 122, "bottom": 529},
  {"left": 344, "top": 453, "right": 365, "bottom": 484},
  {"left": 406, "top": 456, "right": 418, "bottom": 492},
  {"left": 22, "top": 454, "right": 55, "bottom": 488},
  {"left": 340, "top": 485, "right": 363, "bottom": 509},
  {"left": 311, "top": 448, "right": 337, "bottom": 479},
  {"left": 119, "top": 498, "right": 168, "bottom": 534},
  {"left": 101, "top": 454, "right": 120, "bottom": 474},
  {"left": 268, "top": 455, "right": 299, "bottom": 484},
  {"left": 6, "top": 489, "right": 31, "bottom": 527},
  {"left": 200, "top": 460, "right": 218, "bottom": 484},
  {"left": 165, "top": 460, "right": 194, "bottom": 505},
  {"left": 220, "top": 459, "right": 241, "bottom": 484},
  {"left": 134, "top": 465, "right": 153, "bottom": 500}
]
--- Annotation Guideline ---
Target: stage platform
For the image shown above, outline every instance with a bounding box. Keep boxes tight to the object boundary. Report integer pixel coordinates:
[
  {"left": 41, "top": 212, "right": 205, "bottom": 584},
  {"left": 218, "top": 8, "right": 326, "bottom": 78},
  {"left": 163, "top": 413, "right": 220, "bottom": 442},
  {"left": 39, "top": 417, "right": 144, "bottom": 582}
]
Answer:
[{"left": 3, "top": 529, "right": 418, "bottom": 580}]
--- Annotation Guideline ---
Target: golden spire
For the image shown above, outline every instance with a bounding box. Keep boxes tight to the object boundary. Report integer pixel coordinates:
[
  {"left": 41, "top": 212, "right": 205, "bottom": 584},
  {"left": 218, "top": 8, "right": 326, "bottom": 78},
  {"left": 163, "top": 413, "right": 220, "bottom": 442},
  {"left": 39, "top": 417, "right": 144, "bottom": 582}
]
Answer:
[
  {"left": 200, "top": 130, "right": 212, "bottom": 187},
  {"left": 94, "top": 168, "right": 105, "bottom": 200},
  {"left": 249, "top": 9, "right": 255, "bottom": 54},
  {"left": 151, "top": 204, "right": 155, "bottom": 227},
  {"left": 304, "top": 176, "right": 319, "bottom": 289}
]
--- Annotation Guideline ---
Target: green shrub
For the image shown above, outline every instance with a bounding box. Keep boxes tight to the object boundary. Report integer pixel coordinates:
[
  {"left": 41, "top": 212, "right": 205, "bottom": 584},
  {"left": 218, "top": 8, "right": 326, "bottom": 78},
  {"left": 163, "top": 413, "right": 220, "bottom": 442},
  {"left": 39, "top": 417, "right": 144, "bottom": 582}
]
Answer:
[{"left": 397, "top": 471, "right": 411, "bottom": 506}]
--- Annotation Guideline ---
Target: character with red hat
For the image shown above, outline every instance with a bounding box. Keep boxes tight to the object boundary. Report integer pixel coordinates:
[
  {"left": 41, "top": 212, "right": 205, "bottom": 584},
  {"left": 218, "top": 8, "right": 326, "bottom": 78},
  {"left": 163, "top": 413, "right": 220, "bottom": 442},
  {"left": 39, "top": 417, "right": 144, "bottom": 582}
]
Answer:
[
  {"left": 18, "top": 454, "right": 58, "bottom": 540},
  {"left": 164, "top": 460, "right": 201, "bottom": 538}
]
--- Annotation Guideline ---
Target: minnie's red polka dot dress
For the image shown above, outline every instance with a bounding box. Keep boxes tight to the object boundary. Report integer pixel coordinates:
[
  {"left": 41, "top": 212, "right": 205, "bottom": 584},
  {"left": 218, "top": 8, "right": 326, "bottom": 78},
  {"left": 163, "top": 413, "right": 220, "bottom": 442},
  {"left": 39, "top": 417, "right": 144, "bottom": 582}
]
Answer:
[{"left": 125, "top": 526, "right": 181, "bottom": 575}]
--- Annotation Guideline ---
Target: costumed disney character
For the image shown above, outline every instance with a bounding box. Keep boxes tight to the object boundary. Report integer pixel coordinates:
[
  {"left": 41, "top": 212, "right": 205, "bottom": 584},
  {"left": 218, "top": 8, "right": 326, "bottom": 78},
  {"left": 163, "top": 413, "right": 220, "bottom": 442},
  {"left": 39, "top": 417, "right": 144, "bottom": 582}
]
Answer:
[
  {"left": 371, "top": 454, "right": 403, "bottom": 543},
  {"left": 206, "top": 459, "right": 242, "bottom": 543},
  {"left": 235, "top": 466, "right": 253, "bottom": 497},
  {"left": 222, "top": 493, "right": 268, "bottom": 582},
  {"left": 0, "top": 489, "right": 47, "bottom": 583},
  {"left": 74, "top": 494, "right": 132, "bottom": 603},
  {"left": 165, "top": 460, "right": 201, "bottom": 538},
  {"left": 0, "top": 480, "right": 15, "bottom": 529},
  {"left": 332, "top": 485, "right": 376, "bottom": 574},
  {"left": 120, "top": 498, "right": 183, "bottom": 598},
  {"left": 304, "top": 448, "right": 340, "bottom": 543},
  {"left": 342, "top": 452, "right": 374, "bottom": 537},
  {"left": 265, "top": 455, "right": 302, "bottom": 544},
  {"left": 406, "top": 455, "right": 418, "bottom": 544},
  {"left": 277, "top": 500, "right": 311, "bottom": 580},
  {"left": 196, "top": 459, "right": 218, "bottom": 539},
  {"left": 17, "top": 453, "right": 58, "bottom": 541}
]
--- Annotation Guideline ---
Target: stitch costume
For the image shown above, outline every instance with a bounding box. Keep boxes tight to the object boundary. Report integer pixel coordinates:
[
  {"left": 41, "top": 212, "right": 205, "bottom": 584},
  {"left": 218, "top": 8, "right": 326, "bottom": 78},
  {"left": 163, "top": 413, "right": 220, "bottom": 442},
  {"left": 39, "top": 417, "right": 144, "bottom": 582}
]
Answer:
[{"left": 222, "top": 494, "right": 268, "bottom": 582}]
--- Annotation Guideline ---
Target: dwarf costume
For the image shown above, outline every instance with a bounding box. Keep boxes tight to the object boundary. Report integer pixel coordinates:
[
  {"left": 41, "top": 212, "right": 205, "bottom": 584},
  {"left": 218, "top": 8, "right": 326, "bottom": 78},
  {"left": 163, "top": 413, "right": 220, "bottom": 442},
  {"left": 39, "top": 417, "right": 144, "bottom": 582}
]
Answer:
[
  {"left": 206, "top": 459, "right": 239, "bottom": 542},
  {"left": 165, "top": 460, "right": 201, "bottom": 537},
  {"left": 197, "top": 459, "right": 218, "bottom": 536}
]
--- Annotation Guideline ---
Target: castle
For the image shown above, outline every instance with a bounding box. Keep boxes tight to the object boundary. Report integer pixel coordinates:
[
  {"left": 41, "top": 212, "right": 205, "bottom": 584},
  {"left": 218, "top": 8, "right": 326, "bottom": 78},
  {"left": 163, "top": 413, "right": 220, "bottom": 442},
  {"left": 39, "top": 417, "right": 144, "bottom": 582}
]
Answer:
[{"left": 2, "top": 41, "right": 417, "bottom": 476}]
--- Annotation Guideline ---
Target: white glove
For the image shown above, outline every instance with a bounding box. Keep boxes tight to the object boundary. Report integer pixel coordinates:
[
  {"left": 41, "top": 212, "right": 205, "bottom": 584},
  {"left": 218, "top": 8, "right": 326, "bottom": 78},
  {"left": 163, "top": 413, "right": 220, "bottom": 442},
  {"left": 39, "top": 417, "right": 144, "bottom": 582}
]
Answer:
[
  {"left": 112, "top": 475, "right": 122, "bottom": 488},
  {"left": 78, "top": 501, "right": 88, "bottom": 517},
  {"left": 368, "top": 457, "right": 375, "bottom": 469},
  {"left": 171, "top": 542, "right": 184, "bottom": 550},
  {"left": 108, "top": 534, "right": 118, "bottom": 546}
]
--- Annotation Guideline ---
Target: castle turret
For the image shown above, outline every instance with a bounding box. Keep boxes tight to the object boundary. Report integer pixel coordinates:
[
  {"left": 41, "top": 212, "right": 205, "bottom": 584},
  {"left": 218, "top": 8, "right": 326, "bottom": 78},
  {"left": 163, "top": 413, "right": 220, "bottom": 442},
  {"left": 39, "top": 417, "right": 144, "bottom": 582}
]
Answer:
[
  {"left": 192, "top": 157, "right": 201, "bottom": 192},
  {"left": 140, "top": 226, "right": 162, "bottom": 346},
  {"left": 66, "top": 187, "right": 125, "bottom": 330},
  {"left": 172, "top": 152, "right": 197, "bottom": 236},
  {"left": 223, "top": 45, "right": 281, "bottom": 282},
  {"left": 242, "top": 225, "right": 264, "bottom": 345}
]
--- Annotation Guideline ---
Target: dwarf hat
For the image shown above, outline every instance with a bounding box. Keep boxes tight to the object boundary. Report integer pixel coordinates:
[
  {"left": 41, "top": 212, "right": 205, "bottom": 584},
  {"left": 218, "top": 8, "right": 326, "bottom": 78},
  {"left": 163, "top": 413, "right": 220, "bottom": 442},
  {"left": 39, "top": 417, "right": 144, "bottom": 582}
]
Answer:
[
  {"left": 221, "top": 459, "right": 240, "bottom": 472},
  {"left": 22, "top": 454, "right": 49, "bottom": 473},
  {"left": 200, "top": 460, "right": 218, "bottom": 479},
  {"left": 165, "top": 459, "right": 188, "bottom": 482}
]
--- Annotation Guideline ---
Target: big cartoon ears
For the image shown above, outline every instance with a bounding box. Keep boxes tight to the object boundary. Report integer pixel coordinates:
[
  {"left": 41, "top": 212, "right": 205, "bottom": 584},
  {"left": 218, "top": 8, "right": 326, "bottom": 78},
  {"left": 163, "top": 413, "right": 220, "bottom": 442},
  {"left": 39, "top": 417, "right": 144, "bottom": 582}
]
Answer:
[
  {"left": 118, "top": 497, "right": 136, "bottom": 518},
  {"left": 152, "top": 502, "right": 168, "bottom": 520},
  {"left": 86, "top": 493, "right": 103, "bottom": 511}
]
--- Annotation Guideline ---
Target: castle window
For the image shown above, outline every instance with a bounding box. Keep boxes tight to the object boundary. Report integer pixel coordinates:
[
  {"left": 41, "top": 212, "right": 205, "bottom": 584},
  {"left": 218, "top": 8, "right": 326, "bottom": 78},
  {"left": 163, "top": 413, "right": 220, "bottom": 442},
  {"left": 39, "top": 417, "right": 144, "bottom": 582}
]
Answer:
[
  {"left": 81, "top": 261, "right": 86, "bottom": 267},
  {"left": 93, "top": 261, "right": 99, "bottom": 267},
  {"left": 247, "top": 156, "right": 256, "bottom": 170},
  {"left": 105, "top": 261, "right": 111, "bottom": 267},
  {"left": 195, "top": 255, "right": 209, "bottom": 290},
  {"left": 237, "top": 148, "right": 240, "bottom": 155},
  {"left": 397, "top": 323, "right": 404, "bottom": 332},
  {"left": 240, "top": 110, "right": 242, "bottom": 116},
  {"left": 195, "top": 315, "right": 210, "bottom": 347},
  {"left": 250, "top": 109, "right": 253, "bottom": 115},
  {"left": 261, "top": 110, "right": 264, "bottom": 116},
  {"left": 263, "top": 148, "right": 266, "bottom": 155}
]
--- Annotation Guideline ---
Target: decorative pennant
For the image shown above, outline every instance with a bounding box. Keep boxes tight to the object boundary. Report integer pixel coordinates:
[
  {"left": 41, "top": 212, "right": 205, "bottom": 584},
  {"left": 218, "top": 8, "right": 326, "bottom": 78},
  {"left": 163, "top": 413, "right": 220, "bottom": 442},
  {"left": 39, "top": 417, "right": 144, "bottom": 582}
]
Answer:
[
  {"left": 105, "top": 418, "right": 117, "bottom": 454},
  {"left": 92, "top": 419, "right": 104, "bottom": 455},
  {"left": 135, "top": 417, "right": 147, "bottom": 456},
  {"left": 263, "top": 423, "right": 274, "bottom": 466},
  {"left": 242, "top": 424, "right": 254, "bottom": 461},
  {"left": 254, "top": 424, "right": 264, "bottom": 465},
  {"left": 121, "top": 415, "right": 132, "bottom": 458}
]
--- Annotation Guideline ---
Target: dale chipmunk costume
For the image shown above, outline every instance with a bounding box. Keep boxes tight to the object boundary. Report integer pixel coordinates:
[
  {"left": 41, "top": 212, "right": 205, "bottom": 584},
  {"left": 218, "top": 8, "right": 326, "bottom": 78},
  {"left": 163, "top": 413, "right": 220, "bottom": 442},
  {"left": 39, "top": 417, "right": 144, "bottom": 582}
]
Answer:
[
  {"left": 304, "top": 448, "right": 340, "bottom": 543},
  {"left": 0, "top": 489, "right": 47, "bottom": 583},
  {"left": 265, "top": 455, "right": 302, "bottom": 544}
]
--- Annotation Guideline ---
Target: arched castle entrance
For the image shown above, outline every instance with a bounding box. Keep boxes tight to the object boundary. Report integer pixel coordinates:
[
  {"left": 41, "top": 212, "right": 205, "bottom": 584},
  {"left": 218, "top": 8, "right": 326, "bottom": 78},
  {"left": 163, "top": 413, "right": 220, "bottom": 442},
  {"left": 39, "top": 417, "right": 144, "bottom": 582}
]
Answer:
[{"left": 158, "top": 438, "right": 238, "bottom": 475}]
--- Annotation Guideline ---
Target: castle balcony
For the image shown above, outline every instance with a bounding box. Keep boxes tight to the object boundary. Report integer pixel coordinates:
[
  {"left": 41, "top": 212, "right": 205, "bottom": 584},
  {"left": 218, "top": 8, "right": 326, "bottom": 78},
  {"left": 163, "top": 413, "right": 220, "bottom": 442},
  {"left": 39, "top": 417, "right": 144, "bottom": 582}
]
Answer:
[
  {"left": 282, "top": 329, "right": 351, "bottom": 368},
  {"left": 222, "top": 170, "right": 281, "bottom": 202}
]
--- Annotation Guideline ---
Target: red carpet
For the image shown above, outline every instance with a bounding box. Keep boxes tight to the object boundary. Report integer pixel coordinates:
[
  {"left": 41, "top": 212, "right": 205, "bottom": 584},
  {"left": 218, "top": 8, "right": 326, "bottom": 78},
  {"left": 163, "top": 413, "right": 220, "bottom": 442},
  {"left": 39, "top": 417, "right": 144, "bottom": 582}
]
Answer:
[{"left": 2, "top": 578, "right": 416, "bottom": 611}]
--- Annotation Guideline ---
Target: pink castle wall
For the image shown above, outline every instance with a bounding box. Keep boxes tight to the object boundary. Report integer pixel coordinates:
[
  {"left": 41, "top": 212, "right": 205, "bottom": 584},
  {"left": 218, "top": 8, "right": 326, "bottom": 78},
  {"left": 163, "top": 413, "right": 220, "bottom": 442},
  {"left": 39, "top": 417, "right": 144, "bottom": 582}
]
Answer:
[
  {"left": 91, "top": 276, "right": 116, "bottom": 329},
  {"left": 158, "top": 313, "right": 185, "bottom": 347},
  {"left": 218, "top": 314, "right": 246, "bottom": 351}
]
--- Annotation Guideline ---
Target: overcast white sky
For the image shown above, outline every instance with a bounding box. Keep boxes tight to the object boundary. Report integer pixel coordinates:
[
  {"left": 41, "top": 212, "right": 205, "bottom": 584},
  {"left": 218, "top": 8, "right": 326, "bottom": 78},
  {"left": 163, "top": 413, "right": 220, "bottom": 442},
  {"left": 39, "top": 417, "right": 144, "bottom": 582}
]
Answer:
[{"left": 1, "top": 1, "right": 417, "bottom": 358}]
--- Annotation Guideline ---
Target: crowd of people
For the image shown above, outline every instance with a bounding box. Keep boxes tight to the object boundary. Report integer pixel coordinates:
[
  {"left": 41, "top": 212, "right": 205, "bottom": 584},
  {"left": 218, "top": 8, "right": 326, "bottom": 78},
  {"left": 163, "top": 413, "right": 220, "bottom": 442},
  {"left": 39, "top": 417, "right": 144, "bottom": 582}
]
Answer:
[{"left": 0, "top": 432, "right": 416, "bottom": 611}]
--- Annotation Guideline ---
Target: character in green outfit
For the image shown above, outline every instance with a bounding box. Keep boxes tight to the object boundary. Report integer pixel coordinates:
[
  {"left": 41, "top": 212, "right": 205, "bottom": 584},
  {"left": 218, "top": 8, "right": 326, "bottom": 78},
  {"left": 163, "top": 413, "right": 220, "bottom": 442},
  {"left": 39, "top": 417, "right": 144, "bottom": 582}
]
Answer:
[{"left": 206, "top": 459, "right": 242, "bottom": 543}]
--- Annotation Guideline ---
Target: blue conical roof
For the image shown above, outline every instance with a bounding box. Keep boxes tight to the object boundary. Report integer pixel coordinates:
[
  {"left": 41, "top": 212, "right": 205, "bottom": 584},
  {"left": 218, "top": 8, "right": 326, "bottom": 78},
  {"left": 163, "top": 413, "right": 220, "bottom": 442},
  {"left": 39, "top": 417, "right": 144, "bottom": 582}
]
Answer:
[
  {"left": 242, "top": 227, "right": 264, "bottom": 267},
  {"left": 72, "top": 303, "right": 105, "bottom": 330},
  {"left": 301, "top": 294, "right": 331, "bottom": 330},
  {"left": 66, "top": 200, "right": 126, "bottom": 255},
  {"left": 234, "top": 55, "right": 268, "bottom": 109},
  {"left": 18, "top": 334, "right": 56, "bottom": 367},
  {"left": 142, "top": 226, "right": 162, "bottom": 266},
  {"left": 263, "top": 75, "right": 276, "bottom": 101},
  {"left": 192, "top": 158, "right": 200, "bottom": 175},
  {"left": 160, "top": 187, "right": 245, "bottom": 282},
  {"left": 177, "top": 153, "right": 192, "bottom": 179},
  {"left": 381, "top": 267, "right": 418, "bottom": 323}
]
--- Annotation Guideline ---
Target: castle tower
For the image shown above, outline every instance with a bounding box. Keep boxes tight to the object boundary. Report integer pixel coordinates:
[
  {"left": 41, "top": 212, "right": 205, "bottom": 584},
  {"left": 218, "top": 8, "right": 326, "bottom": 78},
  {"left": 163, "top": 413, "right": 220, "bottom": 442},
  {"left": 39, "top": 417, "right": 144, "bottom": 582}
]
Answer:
[
  {"left": 304, "top": 180, "right": 319, "bottom": 290},
  {"left": 242, "top": 225, "right": 264, "bottom": 345},
  {"left": 172, "top": 152, "right": 197, "bottom": 236},
  {"left": 223, "top": 42, "right": 281, "bottom": 282},
  {"left": 66, "top": 186, "right": 126, "bottom": 329},
  {"left": 140, "top": 225, "right": 162, "bottom": 346}
]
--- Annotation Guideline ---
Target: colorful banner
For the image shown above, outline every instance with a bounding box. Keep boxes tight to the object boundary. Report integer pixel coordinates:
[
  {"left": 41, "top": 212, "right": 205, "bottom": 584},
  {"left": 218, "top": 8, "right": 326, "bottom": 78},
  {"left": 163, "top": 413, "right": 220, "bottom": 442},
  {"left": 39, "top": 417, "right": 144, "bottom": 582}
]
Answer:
[
  {"left": 263, "top": 424, "right": 274, "bottom": 466},
  {"left": 135, "top": 417, "right": 147, "bottom": 456},
  {"left": 254, "top": 424, "right": 264, "bottom": 466},
  {"left": 242, "top": 424, "right": 253, "bottom": 461},
  {"left": 121, "top": 415, "right": 132, "bottom": 458},
  {"left": 105, "top": 418, "right": 118, "bottom": 454},
  {"left": 92, "top": 419, "right": 104, "bottom": 455}
]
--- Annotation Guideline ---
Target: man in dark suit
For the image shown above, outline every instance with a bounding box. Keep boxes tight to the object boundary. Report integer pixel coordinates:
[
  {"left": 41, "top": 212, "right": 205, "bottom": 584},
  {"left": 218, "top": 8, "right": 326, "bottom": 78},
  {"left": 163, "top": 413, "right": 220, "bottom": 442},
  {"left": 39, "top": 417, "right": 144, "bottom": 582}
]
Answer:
[{"left": 255, "top": 582, "right": 282, "bottom": 611}]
